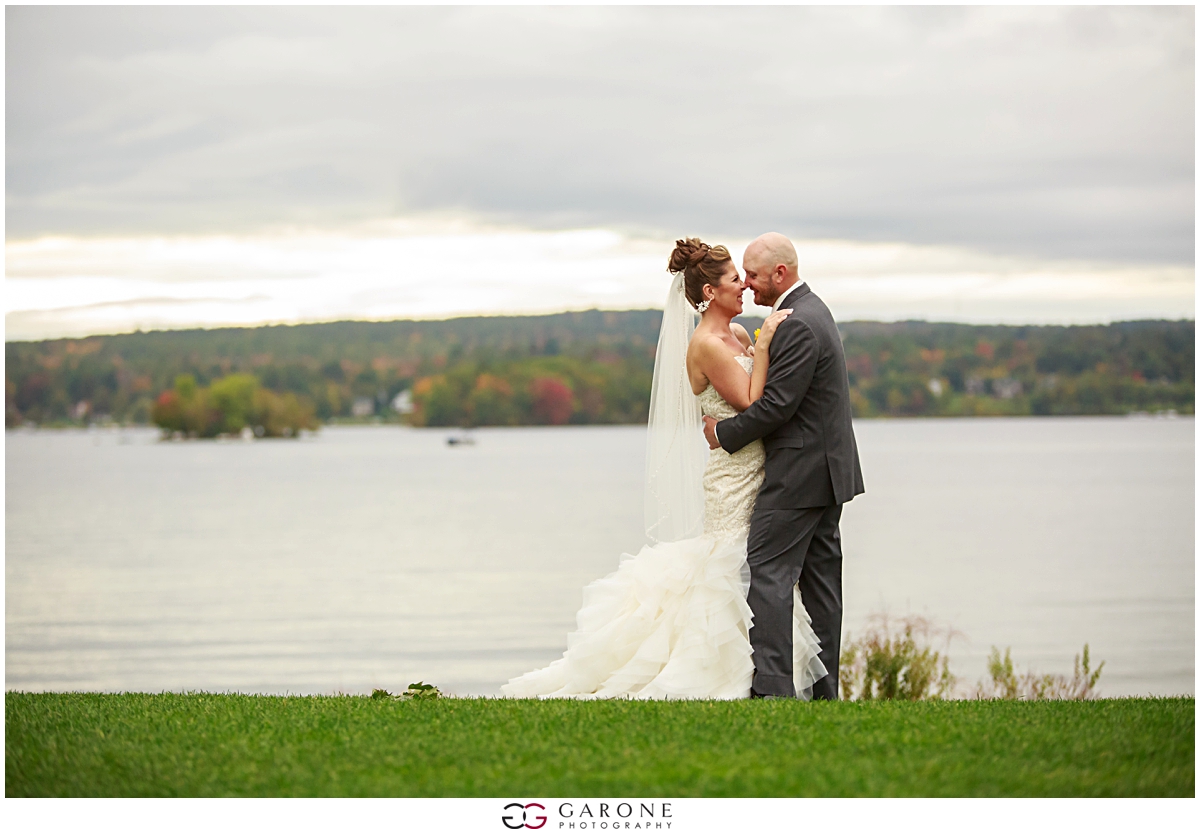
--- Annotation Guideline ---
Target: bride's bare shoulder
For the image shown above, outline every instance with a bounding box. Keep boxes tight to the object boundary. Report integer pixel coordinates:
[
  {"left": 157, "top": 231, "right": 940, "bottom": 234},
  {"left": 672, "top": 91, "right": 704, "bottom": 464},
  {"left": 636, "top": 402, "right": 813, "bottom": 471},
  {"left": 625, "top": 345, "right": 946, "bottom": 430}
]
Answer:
[
  {"left": 688, "top": 330, "right": 725, "bottom": 364},
  {"left": 686, "top": 330, "right": 724, "bottom": 392}
]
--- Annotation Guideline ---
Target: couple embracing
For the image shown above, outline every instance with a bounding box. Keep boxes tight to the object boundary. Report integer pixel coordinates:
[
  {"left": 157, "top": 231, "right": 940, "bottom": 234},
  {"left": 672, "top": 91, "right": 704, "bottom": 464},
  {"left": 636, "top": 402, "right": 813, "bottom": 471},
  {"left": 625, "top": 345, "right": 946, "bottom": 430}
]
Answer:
[{"left": 503, "top": 233, "right": 864, "bottom": 701}]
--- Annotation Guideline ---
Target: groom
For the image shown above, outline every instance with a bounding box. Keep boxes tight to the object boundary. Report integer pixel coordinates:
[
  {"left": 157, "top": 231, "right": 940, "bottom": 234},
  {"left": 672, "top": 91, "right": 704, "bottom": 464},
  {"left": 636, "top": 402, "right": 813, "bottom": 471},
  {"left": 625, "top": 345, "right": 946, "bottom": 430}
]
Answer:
[{"left": 703, "top": 232, "right": 864, "bottom": 700}]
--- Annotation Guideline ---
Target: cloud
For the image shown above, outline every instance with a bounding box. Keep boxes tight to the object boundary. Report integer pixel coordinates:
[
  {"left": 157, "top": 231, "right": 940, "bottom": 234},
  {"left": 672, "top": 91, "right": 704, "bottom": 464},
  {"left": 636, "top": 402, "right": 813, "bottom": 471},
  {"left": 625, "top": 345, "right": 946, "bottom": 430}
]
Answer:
[
  {"left": 5, "top": 223, "right": 1192, "bottom": 341},
  {"left": 6, "top": 6, "right": 1194, "bottom": 263}
]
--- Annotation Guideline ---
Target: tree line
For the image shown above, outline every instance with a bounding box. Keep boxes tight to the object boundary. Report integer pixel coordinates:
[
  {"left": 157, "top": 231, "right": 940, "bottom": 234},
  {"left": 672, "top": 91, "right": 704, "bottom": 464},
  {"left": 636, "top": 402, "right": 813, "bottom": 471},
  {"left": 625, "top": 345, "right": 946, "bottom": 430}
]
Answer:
[{"left": 5, "top": 311, "right": 1193, "bottom": 432}]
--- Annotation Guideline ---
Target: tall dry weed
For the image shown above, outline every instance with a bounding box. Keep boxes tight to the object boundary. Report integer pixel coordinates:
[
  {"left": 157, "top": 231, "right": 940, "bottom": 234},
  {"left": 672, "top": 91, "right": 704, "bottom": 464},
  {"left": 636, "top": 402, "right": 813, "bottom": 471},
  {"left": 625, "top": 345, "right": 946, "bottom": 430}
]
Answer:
[{"left": 974, "top": 644, "right": 1104, "bottom": 700}]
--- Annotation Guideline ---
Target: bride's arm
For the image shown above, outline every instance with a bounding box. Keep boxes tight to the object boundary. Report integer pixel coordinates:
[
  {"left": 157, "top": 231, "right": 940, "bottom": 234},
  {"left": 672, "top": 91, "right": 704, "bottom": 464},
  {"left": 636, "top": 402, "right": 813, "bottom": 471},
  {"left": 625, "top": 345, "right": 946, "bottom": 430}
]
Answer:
[
  {"left": 694, "top": 312, "right": 792, "bottom": 412},
  {"left": 748, "top": 310, "right": 793, "bottom": 403},
  {"left": 692, "top": 335, "right": 755, "bottom": 411}
]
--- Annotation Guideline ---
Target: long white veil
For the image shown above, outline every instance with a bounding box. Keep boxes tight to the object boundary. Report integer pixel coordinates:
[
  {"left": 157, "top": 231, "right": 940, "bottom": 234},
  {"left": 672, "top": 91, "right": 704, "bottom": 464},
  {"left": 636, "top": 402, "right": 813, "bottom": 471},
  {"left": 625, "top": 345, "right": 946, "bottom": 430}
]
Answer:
[{"left": 644, "top": 272, "right": 707, "bottom": 543}]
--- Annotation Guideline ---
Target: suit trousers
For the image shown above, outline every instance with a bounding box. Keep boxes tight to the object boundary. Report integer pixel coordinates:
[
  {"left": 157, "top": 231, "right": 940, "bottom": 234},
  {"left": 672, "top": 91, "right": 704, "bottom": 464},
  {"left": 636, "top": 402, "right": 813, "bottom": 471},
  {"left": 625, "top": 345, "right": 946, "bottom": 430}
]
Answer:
[{"left": 746, "top": 504, "right": 843, "bottom": 699}]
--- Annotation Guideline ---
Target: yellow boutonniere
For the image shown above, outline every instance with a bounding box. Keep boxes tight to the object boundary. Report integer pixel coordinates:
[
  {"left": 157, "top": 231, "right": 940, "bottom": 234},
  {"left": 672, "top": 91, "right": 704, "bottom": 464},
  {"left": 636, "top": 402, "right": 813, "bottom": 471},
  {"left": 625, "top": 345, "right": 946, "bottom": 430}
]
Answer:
[{"left": 754, "top": 328, "right": 762, "bottom": 342}]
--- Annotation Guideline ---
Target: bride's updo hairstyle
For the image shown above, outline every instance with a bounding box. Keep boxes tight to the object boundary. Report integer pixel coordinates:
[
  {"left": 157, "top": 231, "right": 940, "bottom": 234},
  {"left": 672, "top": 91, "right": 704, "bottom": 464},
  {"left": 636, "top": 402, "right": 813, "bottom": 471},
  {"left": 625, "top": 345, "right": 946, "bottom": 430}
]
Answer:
[{"left": 667, "top": 237, "right": 732, "bottom": 311}]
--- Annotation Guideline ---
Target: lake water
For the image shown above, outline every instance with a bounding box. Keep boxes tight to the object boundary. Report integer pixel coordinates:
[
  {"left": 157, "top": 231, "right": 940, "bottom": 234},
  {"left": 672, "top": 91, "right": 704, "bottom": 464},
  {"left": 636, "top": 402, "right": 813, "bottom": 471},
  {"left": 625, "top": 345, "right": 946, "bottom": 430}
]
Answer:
[{"left": 5, "top": 418, "right": 1194, "bottom": 698}]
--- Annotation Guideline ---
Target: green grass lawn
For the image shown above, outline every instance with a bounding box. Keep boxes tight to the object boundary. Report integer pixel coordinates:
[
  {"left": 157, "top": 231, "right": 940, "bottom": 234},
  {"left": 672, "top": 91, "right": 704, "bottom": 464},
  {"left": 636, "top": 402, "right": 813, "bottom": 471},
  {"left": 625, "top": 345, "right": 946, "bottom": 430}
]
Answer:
[{"left": 5, "top": 693, "right": 1193, "bottom": 797}]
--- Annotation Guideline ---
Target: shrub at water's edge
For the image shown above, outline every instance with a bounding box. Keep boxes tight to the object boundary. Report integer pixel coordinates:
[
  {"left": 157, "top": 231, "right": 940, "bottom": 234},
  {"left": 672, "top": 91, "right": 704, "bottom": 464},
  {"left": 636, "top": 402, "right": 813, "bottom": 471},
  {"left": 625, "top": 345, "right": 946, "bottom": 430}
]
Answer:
[
  {"left": 975, "top": 644, "right": 1104, "bottom": 700},
  {"left": 151, "top": 373, "right": 317, "bottom": 438},
  {"left": 840, "top": 614, "right": 958, "bottom": 700},
  {"left": 840, "top": 613, "right": 1108, "bottom": 701}
]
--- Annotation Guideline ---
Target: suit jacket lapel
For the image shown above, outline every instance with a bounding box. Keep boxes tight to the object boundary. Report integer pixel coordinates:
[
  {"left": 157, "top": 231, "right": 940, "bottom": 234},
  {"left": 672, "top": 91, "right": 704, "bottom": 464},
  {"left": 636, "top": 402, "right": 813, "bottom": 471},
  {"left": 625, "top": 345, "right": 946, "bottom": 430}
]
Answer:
[{"left": 781, "top": 282, "right": 810, "bottom": 310}]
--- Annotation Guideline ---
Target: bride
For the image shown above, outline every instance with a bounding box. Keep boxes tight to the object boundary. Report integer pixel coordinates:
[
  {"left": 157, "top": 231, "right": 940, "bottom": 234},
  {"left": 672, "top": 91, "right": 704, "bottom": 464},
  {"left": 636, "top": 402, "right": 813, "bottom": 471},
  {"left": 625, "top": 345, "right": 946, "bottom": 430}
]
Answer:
[{"left": 501, "top": 238, "right": 827, "bottom": 699}]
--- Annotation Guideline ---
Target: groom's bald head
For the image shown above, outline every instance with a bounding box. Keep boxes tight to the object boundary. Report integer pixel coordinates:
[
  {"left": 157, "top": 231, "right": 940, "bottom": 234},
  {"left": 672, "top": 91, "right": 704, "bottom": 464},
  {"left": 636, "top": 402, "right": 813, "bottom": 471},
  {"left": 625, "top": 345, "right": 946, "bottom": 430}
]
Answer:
[
  {"left": 746, "top": 232, "right": 798, "bottom": 274},
  {"left": 743, "top": 232, "right": 799, "bottom": 307}
]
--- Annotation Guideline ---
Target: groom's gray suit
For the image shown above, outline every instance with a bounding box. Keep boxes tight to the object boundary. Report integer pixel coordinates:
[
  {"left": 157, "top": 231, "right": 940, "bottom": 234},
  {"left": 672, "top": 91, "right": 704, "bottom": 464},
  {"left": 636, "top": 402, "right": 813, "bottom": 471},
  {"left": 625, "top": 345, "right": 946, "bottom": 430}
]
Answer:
[{"left": 716, "top": 282, "right": 864, "bottom": 699}]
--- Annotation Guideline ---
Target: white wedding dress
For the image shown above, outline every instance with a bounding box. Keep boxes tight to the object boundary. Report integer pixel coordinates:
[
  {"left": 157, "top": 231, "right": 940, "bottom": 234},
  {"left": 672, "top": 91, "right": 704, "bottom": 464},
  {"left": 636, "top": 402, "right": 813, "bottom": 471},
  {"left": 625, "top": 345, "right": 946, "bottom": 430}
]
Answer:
[{"left": 501, "top": 355, "right": 827, "bottom": 699}]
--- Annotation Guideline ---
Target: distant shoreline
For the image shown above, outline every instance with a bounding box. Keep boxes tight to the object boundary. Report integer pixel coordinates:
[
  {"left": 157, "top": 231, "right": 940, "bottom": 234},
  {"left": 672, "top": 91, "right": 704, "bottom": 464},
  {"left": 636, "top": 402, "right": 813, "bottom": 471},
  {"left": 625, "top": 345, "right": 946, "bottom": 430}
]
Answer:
[
  {"left": 7, "top": 411, "right": 1193, "bottom": 434},
  {"left": 5, "top": 311, "right": 1197, "bottom": 346},
  {"left": 7, "top": 313, "right": 1193, "bottom": 428}
]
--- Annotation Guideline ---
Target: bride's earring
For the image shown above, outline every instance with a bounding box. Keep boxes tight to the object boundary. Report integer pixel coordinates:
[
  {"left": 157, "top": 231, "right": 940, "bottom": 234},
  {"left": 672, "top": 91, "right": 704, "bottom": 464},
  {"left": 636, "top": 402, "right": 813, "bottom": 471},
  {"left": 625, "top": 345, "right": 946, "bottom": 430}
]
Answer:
[{"left": 695, "top": 298, "right": 711, "bottom": 313}]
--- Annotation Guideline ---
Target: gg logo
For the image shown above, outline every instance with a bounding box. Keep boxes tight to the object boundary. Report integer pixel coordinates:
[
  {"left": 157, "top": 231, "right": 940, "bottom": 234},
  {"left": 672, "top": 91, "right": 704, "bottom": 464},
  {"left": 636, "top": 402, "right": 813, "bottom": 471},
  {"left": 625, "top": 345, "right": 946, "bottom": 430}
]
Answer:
[{"left": 501, "top": 802, "right": 547, "bottom": 829}]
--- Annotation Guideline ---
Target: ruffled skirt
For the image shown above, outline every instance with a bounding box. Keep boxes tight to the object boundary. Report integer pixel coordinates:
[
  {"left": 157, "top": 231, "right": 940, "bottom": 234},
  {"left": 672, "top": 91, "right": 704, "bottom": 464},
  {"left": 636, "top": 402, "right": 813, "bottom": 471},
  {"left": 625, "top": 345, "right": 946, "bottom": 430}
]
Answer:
[{"left": 501, "top": 530, "right": 827, "bottom": 700}]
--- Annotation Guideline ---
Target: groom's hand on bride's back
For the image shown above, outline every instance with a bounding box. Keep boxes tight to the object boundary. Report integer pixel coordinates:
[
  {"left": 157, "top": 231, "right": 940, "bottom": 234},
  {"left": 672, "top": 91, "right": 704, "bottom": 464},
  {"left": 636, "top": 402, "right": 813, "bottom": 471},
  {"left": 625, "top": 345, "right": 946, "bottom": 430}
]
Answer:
[{"left": 702, "top": 415, "right": 721, "bottom": 450}]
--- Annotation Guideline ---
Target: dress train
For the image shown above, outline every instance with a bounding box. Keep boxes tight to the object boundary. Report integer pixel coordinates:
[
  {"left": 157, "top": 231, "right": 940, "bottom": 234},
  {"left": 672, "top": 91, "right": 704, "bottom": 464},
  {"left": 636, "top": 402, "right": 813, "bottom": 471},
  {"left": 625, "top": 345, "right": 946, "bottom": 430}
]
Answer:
[{"left": 501, "top": 531, "right": 827, "bottom": 699}]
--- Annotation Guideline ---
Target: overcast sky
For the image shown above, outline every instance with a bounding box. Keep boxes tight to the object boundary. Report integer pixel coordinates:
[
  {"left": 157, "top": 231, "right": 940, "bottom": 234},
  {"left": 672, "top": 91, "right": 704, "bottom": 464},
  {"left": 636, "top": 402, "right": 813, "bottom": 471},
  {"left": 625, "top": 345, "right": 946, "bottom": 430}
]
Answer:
[{"left": 5, "top": 5, "right": 1195, "bottom": 339}]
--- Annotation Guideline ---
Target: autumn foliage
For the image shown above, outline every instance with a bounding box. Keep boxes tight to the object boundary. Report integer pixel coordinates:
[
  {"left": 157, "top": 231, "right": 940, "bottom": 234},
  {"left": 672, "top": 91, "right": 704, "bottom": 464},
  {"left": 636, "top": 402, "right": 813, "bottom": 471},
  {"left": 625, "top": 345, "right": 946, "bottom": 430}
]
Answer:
[{"left": 151, "top": 373, "right": 317, "bottom": 438}]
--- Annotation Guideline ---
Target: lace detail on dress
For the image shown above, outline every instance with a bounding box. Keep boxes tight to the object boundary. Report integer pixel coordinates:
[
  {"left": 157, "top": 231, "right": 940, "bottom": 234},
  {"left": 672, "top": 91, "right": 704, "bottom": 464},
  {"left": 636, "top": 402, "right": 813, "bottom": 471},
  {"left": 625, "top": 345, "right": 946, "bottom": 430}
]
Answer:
[{"left": 698, "top": 355, "right": 765, "bottom": 538}]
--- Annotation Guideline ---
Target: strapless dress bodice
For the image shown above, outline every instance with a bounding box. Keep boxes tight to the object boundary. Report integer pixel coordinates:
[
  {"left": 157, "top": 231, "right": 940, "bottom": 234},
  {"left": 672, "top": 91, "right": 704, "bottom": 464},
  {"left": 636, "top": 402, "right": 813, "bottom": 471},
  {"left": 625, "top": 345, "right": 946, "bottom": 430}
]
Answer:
[
  {"left": 697, "top": 354, "right": 764, "bottom": 537},
  {"left": 698, "top": 354, "right": 753, "bottom": 421}
]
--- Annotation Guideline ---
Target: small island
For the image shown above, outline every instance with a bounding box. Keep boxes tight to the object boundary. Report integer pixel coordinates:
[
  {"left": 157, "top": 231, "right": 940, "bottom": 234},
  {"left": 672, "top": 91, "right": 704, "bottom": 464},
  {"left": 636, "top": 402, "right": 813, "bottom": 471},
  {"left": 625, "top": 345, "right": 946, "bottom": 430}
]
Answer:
[{"left": 151, "top": 373, "right": 317, "bottom": 439}]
